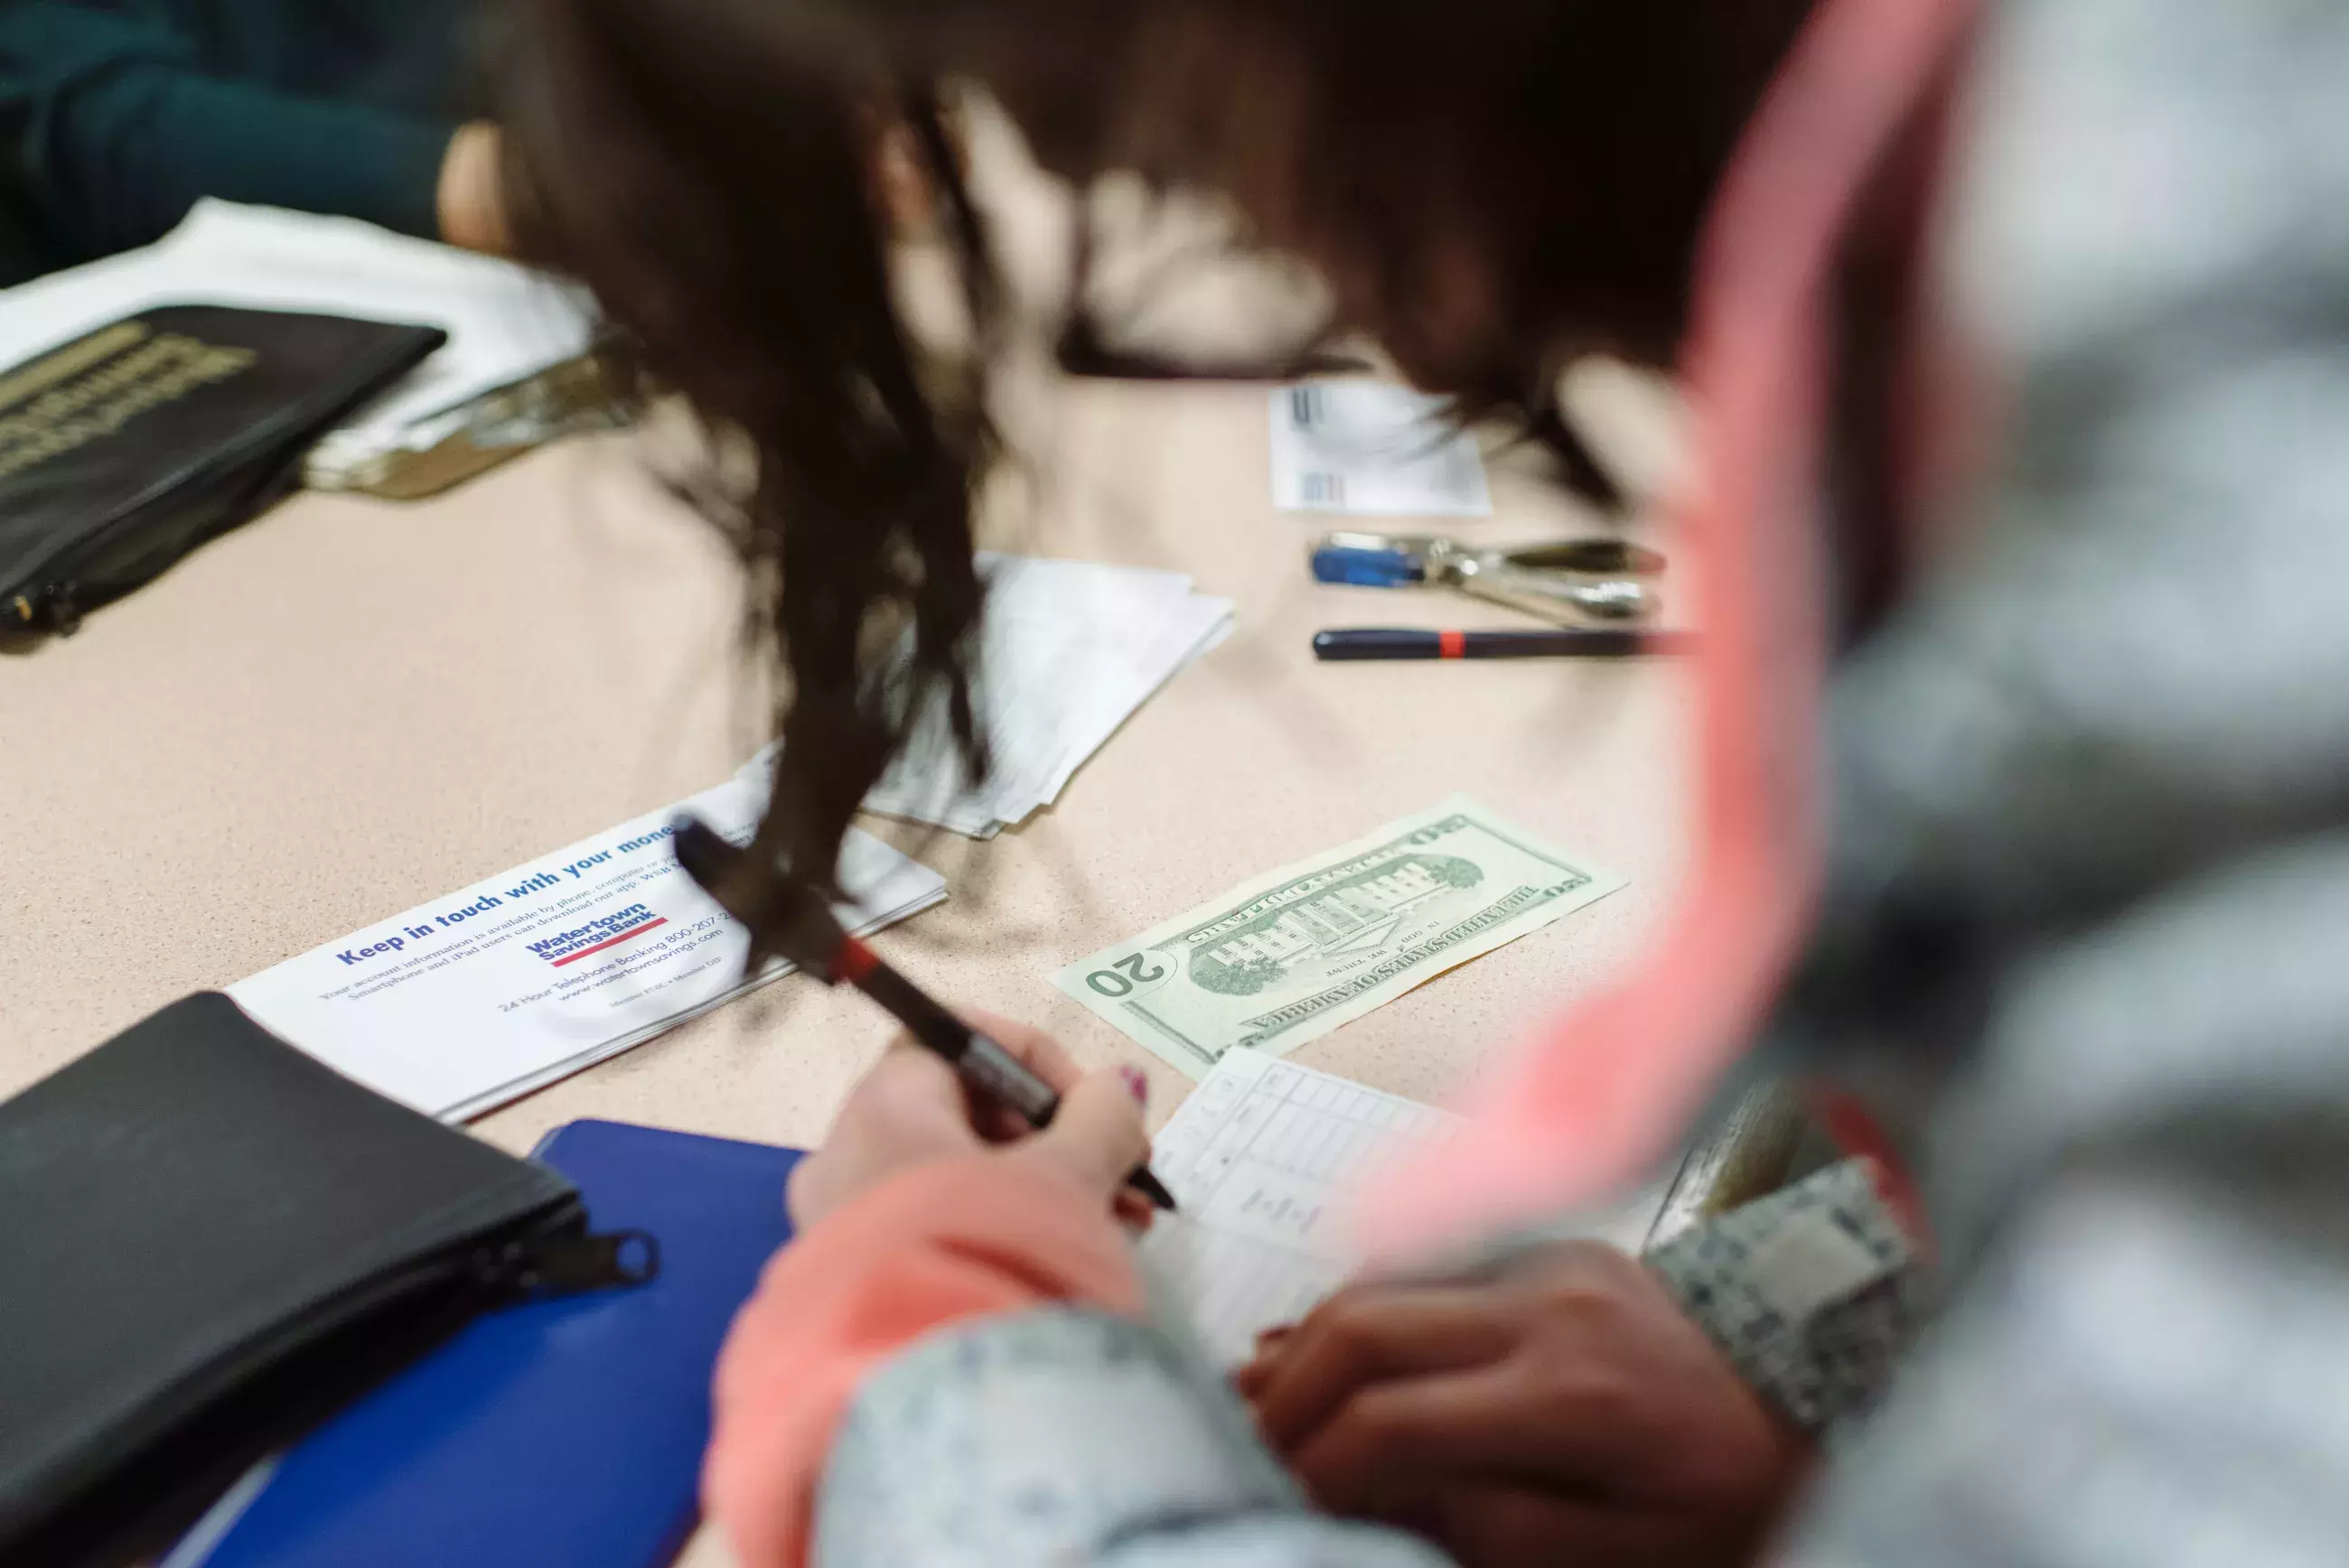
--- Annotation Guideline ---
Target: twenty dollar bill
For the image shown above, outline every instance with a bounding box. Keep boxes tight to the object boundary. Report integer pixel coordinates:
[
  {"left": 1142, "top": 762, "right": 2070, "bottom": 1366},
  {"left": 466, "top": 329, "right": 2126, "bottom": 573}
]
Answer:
[{"left": 1053, "top": 797, "right": 1624, "bottom": 1077}]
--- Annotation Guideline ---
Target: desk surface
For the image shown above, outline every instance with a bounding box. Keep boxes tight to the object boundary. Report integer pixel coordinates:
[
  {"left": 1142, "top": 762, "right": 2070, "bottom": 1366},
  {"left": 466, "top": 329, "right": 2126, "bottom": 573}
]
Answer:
[{"left": 2, "top": 368, "right": 1689, "bottom": 1568}]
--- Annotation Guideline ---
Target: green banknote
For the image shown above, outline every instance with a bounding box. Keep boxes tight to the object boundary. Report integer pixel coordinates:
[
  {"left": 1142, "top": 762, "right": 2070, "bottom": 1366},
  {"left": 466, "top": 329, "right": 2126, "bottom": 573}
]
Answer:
[{"left": 1053, "top": 796, "right": 1625, "bottom": 1077}]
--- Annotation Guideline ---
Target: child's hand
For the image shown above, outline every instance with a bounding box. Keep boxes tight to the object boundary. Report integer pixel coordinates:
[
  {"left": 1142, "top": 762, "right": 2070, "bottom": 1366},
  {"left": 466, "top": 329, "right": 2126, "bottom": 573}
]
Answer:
[{"left": 788, "top": 1013, "right": 1154, "bottom": 1230}]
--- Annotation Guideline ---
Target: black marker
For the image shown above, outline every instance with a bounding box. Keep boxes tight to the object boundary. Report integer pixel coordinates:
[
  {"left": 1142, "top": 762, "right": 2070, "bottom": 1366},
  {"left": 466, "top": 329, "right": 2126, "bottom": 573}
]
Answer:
[
  {"left": 1313, "top": 627, "right": 1699, "bottom": 660},
  {"left": 671, "top": 817, "right": 1177, "bottom": 1211}
]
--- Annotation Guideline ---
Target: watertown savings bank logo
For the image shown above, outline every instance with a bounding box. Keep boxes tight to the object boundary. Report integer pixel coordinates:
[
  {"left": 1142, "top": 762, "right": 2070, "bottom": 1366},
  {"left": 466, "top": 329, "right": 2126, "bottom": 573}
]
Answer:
[{"left": 526, "top": 904, "right": 669, "bottom": 967}]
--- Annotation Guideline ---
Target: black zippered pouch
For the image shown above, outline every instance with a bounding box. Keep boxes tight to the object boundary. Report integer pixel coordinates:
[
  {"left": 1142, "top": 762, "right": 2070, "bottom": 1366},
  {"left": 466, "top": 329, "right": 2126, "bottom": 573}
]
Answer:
[
  {"left": 0, "top": 305, "right": 445, "bottom": 633},
  {"left": 0, "top": 994, "right": 653, "bottom": 1568}
]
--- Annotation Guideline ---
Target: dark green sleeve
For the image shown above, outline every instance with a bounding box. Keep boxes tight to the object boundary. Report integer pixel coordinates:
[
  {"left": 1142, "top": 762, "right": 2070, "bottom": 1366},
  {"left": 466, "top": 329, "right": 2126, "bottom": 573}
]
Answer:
[{"left": 0, "top": 6, "right": 455, "bottom": 257}]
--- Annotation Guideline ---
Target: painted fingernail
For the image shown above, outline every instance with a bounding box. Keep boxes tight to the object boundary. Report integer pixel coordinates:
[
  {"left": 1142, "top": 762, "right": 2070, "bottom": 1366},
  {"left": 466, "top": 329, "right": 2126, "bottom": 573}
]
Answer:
[{"left": 1118, "top": 1065, "right": 1149, "bottom": 1106}]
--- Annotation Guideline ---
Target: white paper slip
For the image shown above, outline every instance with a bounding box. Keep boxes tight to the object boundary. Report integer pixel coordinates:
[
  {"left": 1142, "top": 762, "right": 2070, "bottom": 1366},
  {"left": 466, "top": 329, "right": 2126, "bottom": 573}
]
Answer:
[
  {"left": 1270, "top": 382, "right": 1492, "bottom": 517},
  {"left": 1141, "top": 1050, "right": 1664, "bottom": 1367},
  {"left": 229, "top": 775, "right": 945, "bottom": 1121},
  {"left": 859, "top": 554, "right": 1234, "bottom": 837}
]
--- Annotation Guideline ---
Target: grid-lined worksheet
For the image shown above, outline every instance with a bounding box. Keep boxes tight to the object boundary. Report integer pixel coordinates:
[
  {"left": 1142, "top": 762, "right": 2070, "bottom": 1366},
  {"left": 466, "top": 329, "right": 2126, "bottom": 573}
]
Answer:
[
  {"left": 1141, "top": 1050, "right": 1463, "bottom": 1365},
  {"left": 1142, "top": 1049, "right": 1670, "bottom": 1365}
]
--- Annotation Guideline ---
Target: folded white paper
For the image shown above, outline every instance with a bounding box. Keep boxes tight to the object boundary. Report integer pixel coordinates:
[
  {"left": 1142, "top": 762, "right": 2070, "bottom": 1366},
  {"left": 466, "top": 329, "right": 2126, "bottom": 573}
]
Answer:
[
  {"left": 858, "top": 554, "right": 1233, "bottom": 837},
  {"left": 229, "top": 773, "right": 944, "bottom": 1121}
]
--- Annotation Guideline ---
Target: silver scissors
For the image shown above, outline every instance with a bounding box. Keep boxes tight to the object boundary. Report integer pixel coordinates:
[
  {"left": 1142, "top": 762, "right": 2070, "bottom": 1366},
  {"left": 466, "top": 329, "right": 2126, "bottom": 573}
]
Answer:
[{"left": 1307, "top": 530, "right": 1666, "bottom": 622}]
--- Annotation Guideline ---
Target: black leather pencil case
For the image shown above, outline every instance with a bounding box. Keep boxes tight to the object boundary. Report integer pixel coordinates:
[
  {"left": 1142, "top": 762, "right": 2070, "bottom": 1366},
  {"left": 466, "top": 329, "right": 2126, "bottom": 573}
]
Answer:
[
  {"left": 0, "top": 993, "right": 653, "bottom": 1568},
  {"left": 0, "top": 304, "right": 445, "bottom": 633}
]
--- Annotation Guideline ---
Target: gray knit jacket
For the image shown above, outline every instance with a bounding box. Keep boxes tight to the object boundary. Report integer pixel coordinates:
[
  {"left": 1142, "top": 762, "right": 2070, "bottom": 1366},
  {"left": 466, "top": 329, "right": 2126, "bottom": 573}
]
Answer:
[{"left": 805, "top": 1, "right": 2349, "bottom": 1563}]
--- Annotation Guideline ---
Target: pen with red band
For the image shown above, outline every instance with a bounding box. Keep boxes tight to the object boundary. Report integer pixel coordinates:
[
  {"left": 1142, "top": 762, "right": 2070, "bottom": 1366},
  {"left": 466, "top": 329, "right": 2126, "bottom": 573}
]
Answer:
[
  {"left": 670, "top": 817, "right": 1178, "bottom": 1211},
  {"left": 1312, "top": 627, "right": 1699, "bottom": 659}
]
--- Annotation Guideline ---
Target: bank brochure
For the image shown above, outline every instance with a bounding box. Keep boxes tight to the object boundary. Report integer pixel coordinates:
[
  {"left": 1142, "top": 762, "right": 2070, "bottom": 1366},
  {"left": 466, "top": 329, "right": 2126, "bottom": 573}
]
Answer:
[{"left": 229, "top": 768, "right": 945, "bottom": 1120}]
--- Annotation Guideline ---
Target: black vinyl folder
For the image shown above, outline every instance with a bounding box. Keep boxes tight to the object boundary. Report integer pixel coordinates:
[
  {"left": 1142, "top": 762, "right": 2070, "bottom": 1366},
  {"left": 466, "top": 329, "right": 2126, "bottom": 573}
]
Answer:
[
  {"left": 0, "top": 994, "right": 649, "bottom": 1568},
  {"left": 0, "top": 305, "right": 445, "bottom": 632}
]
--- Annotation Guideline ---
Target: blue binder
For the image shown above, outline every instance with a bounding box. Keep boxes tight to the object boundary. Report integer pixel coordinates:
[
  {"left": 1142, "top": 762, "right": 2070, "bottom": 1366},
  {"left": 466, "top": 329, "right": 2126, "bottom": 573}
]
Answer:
[{"left": 174, "top": 1120, "right": 801, "bottom": 1568}]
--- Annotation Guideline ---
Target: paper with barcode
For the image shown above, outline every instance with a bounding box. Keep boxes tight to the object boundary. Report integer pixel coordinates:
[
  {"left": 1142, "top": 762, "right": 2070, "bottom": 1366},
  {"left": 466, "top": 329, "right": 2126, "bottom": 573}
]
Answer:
[{"left": 1269, "top": 381, "right": 1492, "bottom": 516}]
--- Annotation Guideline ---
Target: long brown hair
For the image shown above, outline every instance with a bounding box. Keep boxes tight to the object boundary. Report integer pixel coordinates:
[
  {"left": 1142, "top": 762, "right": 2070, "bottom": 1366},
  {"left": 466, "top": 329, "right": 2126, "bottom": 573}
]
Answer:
[{"left": 497, "top": 0, "right": 1807, "bottom": 895}]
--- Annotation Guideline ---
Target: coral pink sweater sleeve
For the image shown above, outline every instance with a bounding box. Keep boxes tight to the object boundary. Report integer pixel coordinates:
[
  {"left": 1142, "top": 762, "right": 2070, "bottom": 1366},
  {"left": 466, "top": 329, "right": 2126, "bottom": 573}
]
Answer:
[{"left": 702, "top": 1156, "right": 1148, "bottom": 1568}]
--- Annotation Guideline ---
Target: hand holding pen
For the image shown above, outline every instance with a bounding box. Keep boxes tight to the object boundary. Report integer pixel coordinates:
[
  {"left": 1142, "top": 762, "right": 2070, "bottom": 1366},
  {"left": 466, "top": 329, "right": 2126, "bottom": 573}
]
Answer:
[
  {"left": 787, "top": 1011, "right": 1165, "bottom": 1233},
  {"left": 671, "top": 817, "right": 1177, "bottom": 1215}
]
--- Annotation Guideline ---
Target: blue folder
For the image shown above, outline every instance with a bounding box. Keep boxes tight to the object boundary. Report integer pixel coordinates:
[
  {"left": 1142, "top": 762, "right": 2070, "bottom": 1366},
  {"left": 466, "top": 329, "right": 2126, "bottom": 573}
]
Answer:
[{"left": 173, "top": 1120, "right": 800, "bottom": 1568}]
